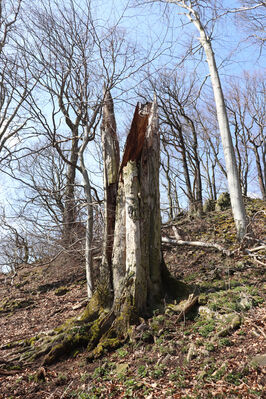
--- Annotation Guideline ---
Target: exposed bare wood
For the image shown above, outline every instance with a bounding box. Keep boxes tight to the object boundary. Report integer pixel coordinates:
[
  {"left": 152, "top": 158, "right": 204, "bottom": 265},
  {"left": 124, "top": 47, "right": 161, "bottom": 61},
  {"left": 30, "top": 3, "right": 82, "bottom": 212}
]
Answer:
[
  {"left": 120, "top": 102, "right": 152, "bottom": 171},
  {"left": 248, "top": 245, "right": 266, "bottom": 253},
  {"left": 162, "top": 234, "right": 231, "bottom": 256},
  {"left": 113, "top": 96, "right": 163, "bottom": 313}
]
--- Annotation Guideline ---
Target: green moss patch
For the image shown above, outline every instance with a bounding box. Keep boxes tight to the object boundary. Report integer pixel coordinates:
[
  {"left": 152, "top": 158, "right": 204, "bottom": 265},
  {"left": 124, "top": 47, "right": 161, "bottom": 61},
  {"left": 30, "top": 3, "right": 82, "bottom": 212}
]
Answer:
[{"left": 0, "top": 298, "right": 34, "bottom": 314}]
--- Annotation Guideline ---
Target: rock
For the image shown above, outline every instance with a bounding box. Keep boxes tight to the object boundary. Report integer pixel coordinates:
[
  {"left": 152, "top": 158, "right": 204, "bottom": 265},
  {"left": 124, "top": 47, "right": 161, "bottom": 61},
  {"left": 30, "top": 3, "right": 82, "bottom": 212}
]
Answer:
[
  {"left": 203, "top": 199, "right": 216, "bottom": 213},
  {"left": 215, "top": 192, "right": 231, "bottom": 211},
  {"left": 200, "top": 349, "right": 209, "bottom": 357},
  {"left": 251, "top": 354, "right": 266, "bottom": 367},
  {"left": 198, "top": 306, "right": 215, "bottom": 319},
  {"left": 215, "top": 314, "right": 241, "bottom": 338},
  {"left": 239, "top": 293, "right": 252, "bottom": 310},
  {"left": 116, "top": 363, "right": 129, "bottom": 374},
  {"left": 161, "top": 354, "right": 171, "bottom": 365},
  {"left": 186, "top": 343, "right": 197, "bottom": 362},
  {"left": 54, "top": 287, "right": 68, "bottom": 296},
  {"left": 136, "top": 322, "right": 149, "bottom": 332},
  {"left": 209, "top": 268, "right": 221, "bottom": 280}
]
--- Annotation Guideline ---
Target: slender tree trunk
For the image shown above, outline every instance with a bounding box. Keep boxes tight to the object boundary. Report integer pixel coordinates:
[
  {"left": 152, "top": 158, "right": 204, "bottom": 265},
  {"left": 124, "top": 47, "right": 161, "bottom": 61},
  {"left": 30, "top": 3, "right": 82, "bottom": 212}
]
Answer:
[
  {"left": 263, "top": 138, "right": 266, "bottom": 199},
  {"left": 161, "top": 142, "right": 174, "bottom": 220},
  {"left": 77, "top": 104, "right": 102, "bottom": 298},
  {"left": 63, "top": 132, "right": 79, "bottom": 244},
  {"left": 253, "top": 145, "right": 266, "bottom": 200},
  {"left": 189, "top": 118, "right": 203, "bottom": 215},
  {"left": 177, "top": 129, "right": 194, "bottom": 212},
  {"left": 184, "top": 7, "right": 247, "bottom": 239},
  {"left": 101, "top": 89, "right": 120, "bottom": 294},
  {"left": 79, "top": 154, "right": 94, "bottom": 299},
  {"left": 212, "top": 163, "right": 217, "bottom": 201}
]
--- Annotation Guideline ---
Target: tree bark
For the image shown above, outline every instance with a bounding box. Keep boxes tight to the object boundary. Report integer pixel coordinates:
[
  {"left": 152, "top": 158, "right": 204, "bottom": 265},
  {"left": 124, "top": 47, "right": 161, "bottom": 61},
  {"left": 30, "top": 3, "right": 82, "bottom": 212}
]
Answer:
[
  {"left": 112, "top": 98, "right": 163, "bottom": 314},
  {"left": 101, "top": 89, "right": 120, "bottom": 294},
  {"left": 79, "top": 151, "right": 94, "bottom": 299},
  {"left": 62, "top": 130, "right": 79, "bottom": 245},
  {"left": 185, "top": 6, "right": 247, "bottom": 239},
  {"left": 253, "top": 145, "right": 266, "bottom": 200}
]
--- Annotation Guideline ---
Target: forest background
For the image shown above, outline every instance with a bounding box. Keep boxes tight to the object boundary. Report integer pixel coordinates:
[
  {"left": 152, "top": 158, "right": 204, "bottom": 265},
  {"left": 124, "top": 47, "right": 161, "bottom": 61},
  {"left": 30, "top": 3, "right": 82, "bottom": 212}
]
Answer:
[{"left": 0, "top": 0, "right": 265, "bottom": 271}]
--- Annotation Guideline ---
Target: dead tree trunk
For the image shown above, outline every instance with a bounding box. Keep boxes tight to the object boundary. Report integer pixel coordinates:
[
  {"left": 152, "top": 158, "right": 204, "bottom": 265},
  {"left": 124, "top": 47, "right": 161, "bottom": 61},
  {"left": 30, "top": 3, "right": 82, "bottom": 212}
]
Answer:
[
  {"left": 113, "top": 98, "right": 162, "bottom": 314},
  {"left": 101, "top": 89, "right": 120, "bottom": 295}
]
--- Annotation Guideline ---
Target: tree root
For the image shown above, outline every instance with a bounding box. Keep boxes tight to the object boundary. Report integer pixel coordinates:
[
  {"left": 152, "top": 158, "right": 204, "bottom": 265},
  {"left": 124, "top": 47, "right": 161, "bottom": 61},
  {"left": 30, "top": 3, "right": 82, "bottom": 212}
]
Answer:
[
  {"left": 0, "top": 290, "right": 136, "bottom": 367},
  {"left": 1, "top": 274, "right": 191, "bottom": 367}
]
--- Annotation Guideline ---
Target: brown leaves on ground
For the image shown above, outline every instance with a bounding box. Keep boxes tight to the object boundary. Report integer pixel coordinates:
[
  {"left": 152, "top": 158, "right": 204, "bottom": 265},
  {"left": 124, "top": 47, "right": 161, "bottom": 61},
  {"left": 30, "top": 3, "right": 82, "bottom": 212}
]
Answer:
[{"left": 0, "top": 201, "right": 265, "bottom": 398}]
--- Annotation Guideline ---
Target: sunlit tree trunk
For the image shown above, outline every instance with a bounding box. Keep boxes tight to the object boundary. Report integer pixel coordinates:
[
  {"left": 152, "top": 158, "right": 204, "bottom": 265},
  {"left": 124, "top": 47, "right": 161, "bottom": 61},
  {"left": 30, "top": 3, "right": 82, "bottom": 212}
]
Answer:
[
  {"left": 253, "top": 145, "right": 266, "bottom": 201},
  {"left": 78, "top": 106, "right": 101, "bottom": 299},
  {"left": 176, "top": 1, "right": 247, "bottom": 239},
  {"left": 112, "top": 97, "right": 163, "bottom": 314},
  {"left": 196, "top": 25, "right": 247, "bottom": 238}
]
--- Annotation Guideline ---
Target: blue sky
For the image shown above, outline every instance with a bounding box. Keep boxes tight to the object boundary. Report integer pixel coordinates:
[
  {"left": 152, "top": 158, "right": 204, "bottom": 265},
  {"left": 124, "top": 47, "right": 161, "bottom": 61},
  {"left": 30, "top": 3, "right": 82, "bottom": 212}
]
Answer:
[{"left": 1, "top": 0, "right": 265, "bottom": 221}]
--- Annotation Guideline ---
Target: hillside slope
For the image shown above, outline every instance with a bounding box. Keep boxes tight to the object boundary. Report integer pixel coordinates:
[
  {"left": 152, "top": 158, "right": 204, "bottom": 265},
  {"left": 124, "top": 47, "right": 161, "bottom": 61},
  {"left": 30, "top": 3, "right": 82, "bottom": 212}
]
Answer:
[{"left": 0, "top": 199, "right": 265, "bottom": 398}]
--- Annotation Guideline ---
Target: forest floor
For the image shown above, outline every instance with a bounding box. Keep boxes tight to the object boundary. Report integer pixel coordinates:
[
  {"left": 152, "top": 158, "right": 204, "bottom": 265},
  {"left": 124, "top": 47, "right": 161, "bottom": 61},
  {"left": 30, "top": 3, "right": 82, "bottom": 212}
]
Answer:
[{"left": 0, "top": 198, "right": 265, "bottom": 399}]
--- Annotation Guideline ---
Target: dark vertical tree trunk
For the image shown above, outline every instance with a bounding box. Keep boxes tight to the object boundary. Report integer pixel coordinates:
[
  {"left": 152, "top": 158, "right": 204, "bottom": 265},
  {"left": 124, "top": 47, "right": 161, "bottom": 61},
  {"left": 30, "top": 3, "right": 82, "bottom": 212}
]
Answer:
[
  {"left": 254, "top": 145, "right": 266, "bottom": 201},
  {"left": 101, "top": 89, "right": 120, "bottom": 295}
]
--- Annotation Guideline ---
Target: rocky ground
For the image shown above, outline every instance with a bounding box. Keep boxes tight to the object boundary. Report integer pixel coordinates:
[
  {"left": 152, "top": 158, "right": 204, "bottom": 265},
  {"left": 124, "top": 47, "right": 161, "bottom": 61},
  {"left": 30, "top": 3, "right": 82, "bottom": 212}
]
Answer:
[{"left": 0, "top": 198, "right": 265, "bottom": 398}]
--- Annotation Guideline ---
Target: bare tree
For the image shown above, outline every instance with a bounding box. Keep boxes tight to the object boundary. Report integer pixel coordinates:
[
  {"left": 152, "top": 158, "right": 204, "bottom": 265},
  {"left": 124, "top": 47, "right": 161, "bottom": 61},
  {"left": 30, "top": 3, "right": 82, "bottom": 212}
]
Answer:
[
  {"left": 11, "top": 143, "right": 72, "bottom": 253},
  {"left": 0, "top": 0, "right": 34, "bottom": 167},
  {"left": 20, "top": 0, "right": 139, "bottom": 248},
  {"left": 227, "top": 72, "right": 265, "bottom": 199},
  {"left": 140, "top": 0, "right": 247, "bottom": 239},
  {"left": 231, "top": 1, "right": 266, "bottom": 48},
  {"left": 7, "top": 98, "right": 191, "bottom": 366},
  {"left": 0, "top": 209, "right": 29, "bottom": 274},
  {"left": 145, "top": 71, "right": 204, "bottom": 215}
]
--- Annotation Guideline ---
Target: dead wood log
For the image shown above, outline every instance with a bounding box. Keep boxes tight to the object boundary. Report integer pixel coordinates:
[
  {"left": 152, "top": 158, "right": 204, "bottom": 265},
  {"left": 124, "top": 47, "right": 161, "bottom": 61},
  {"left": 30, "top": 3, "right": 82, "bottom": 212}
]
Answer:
[
  {"left": 162, "top": 237, "right": 231, "bottom": 256},
  {"left": 166, "top": 294, "right": 199, "bottom": 322}
]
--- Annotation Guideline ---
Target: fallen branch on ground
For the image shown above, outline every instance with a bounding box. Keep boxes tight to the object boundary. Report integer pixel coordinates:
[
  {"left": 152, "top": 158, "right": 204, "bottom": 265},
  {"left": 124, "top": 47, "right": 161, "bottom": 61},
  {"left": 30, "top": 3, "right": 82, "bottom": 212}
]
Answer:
[
  {"left": 248, "top": 245, "right": 266, "bottom": 253},
  {"left": 162, "top": 237, "right": 231, "bottom": 256},
  {"left": 175, "top": 294, "right": 199, "bottom": 322},
  {"left": 243, "top": 249, "right": 266, "bottom": 267}
]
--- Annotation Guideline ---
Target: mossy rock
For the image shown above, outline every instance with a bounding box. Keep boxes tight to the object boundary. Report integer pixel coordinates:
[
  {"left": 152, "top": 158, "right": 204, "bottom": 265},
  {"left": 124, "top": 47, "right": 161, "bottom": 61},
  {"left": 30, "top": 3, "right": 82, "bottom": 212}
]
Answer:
[
  {"left": 203, "top": 199, "right": 216, "bottom": 213},
  {"left": 215, "top": 314, "right": 241, "bottom": 338},
  {"left": 251, "top": 354, "right": 266, "bottom": 367},
  {"left": 54, "top": 287, "right": 69, "bottom": 296},
  {"left": 0, "top": 298, "right": 34, "bottom": 314},
  {"left": 215, "top": 192, "right": 231, "bottom": 211}
]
